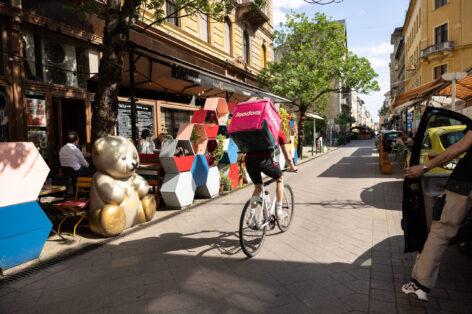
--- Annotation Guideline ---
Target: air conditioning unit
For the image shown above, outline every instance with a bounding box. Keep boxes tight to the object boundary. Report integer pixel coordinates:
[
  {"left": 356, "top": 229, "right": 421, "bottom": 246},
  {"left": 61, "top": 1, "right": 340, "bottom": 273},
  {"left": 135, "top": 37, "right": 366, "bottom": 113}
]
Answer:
[{"left": 42, "top": 39, "right": 78, "bottom": 87}]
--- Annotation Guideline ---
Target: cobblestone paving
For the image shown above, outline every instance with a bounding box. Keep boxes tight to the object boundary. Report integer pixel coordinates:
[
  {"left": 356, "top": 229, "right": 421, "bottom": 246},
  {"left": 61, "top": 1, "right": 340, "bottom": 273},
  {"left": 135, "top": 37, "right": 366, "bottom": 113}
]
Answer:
[{"left": 1, "top": 140, "right": 471, "bottom": 313}]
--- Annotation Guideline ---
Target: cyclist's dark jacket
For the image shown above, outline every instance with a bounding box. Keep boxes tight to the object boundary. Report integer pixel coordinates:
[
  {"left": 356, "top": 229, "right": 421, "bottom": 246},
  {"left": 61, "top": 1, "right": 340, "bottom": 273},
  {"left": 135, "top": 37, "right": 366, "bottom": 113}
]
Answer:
[{"left": 445, "top": 129, "right": 472, "bottom": 196}]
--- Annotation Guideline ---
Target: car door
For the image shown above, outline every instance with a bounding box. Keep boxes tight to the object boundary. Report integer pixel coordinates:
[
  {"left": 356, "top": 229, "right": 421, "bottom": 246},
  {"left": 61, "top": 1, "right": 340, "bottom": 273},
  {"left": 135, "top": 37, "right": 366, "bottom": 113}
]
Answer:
[{"left": 402, "top": 106, "right": 472, "bottom": 253}]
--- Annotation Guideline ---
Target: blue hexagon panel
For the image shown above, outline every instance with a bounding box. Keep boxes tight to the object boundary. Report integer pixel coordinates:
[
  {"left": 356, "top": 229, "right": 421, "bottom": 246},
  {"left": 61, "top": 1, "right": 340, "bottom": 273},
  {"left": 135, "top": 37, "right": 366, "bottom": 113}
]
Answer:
[
  {"left": 191, "top": 154, "right": 210, "bottom": 188},
  {"left": 219, "top": 138, "right": 238, "bottom": 165},
  {"left": 0, "top": 201, "right": 52, "bottom": 271}
]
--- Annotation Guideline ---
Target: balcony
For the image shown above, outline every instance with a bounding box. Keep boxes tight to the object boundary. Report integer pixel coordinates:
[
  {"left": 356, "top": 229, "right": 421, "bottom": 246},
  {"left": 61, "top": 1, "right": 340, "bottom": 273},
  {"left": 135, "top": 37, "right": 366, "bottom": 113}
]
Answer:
[
  {"left": 420, "top": 41, "right": 454, "bottom": 59},
  {"left": 235, "top": 0, "right": 269, "bottom": 30}
]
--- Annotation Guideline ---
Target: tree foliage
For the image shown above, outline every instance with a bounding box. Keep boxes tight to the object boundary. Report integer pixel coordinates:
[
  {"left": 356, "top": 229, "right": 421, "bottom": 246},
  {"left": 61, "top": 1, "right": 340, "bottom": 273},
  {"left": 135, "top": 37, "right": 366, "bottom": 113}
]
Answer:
[{"left": 258, "top": 13, "right": 379, "bottom": 155}]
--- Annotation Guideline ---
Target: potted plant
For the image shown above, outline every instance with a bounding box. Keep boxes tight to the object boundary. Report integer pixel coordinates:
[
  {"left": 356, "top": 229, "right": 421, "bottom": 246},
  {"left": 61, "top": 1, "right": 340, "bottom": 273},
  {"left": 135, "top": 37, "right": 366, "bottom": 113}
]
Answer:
[{"left": 208, "top": 135, "right": 225, "bottom": 167}]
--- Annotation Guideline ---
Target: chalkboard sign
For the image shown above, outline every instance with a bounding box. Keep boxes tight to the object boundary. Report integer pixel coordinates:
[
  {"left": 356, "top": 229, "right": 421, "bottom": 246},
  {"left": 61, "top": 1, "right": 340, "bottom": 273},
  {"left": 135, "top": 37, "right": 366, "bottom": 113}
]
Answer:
[{"left": 117, "top": 102, "right": 154, "bottom": 138}]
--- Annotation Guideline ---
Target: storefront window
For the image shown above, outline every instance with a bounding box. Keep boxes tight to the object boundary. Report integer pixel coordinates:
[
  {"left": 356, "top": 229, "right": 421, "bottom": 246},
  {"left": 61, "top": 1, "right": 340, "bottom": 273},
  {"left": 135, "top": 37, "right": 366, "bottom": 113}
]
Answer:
[
  {"left": 26, "top": 94, "right": 48, "bottom": 158},
  {"left": 161, "top": 108, "right": 193, "bottom": 138}
]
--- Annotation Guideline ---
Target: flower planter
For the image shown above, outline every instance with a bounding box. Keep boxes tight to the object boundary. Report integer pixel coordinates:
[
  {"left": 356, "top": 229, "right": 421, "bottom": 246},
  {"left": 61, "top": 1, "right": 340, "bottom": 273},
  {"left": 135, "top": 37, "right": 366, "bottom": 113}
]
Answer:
[
  {"left": 219, "top": 138, "right": 238, "bottom": 165},
  {"left": 228, "top": 163, "right": 240, "bottom": 190},
  {"left": 204, "top": 97, "right": 229, "bottom": 126},
  {"left": 191, "top": 154, "right": 209, "bottom": 188},
  {"left": 160, "top": 172, "right": 196, "bottom": 208},
  {"left": 196, "top": 166, "right": 220, "bottom": 198},
  {"left": 160, "top": 140, "right": 195, "bottom": 174}
]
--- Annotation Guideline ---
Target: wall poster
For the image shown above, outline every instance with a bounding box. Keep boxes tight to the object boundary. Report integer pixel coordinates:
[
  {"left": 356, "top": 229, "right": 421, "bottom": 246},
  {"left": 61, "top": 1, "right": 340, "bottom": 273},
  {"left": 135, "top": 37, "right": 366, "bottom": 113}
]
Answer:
[{"left": 26, "top": 97, "right": 47, "bottom": 127}]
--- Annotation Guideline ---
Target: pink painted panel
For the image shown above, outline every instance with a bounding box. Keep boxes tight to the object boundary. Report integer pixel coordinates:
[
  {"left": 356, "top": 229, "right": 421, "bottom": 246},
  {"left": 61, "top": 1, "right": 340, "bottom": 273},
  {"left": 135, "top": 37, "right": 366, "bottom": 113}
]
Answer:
[{"left": 0, "top": 142, "right": 50, "bottom": 207}]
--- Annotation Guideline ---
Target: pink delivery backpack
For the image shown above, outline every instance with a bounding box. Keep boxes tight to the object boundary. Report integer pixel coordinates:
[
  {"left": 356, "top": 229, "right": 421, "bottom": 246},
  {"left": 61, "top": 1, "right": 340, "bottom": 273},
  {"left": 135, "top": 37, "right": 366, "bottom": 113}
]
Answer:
[{"left": 228, "top": 99, "right": 282, "bottom": 152}]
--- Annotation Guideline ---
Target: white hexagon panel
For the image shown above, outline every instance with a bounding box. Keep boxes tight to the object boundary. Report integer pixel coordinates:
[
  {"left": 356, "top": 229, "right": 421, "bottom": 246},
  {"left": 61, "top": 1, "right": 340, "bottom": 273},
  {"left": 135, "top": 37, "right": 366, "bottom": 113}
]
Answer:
[
  {"left": 0, "top": 142, "right": 49, "bottom": 207},
  {"left": 196, "top": 166, "right": 220, "bottom": 198},
  {"left": 160, "top": 172, "right": 196, "bottom": 208}
]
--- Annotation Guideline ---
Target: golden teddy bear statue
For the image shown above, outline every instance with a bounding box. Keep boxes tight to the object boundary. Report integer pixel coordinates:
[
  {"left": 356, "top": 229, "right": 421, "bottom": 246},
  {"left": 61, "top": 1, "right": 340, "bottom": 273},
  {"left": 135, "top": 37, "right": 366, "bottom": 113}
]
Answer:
[{"left": 89, "top": 135, "right": 156, "bottom": 237}]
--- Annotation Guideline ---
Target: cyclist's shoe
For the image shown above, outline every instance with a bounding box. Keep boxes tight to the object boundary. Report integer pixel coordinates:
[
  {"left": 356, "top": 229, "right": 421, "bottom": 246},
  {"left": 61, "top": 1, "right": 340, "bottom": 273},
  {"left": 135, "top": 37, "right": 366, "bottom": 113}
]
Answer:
[
  {"left": 276, "top": 205, "right": 288, "bottom": 220},
  {"left": 401, "top": 281, "right": 429, "bottom": 301}
]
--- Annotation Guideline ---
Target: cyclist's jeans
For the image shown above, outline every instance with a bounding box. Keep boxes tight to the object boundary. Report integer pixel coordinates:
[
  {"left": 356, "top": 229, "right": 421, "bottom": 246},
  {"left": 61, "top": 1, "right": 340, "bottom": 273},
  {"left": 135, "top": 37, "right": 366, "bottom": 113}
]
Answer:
[{"left": 411, "top": 190, "right": 471, "bottom": 289}]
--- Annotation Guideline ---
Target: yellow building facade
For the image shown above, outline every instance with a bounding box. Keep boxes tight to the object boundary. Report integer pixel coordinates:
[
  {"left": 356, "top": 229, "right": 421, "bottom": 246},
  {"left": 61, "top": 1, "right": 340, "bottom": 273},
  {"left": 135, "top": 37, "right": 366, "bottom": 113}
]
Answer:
[
  {"left": 142, "top": 0, "right": 274, "bottom": 76},
  {"left": 403, "top": 0, "right": 472, "bottom": 91}
]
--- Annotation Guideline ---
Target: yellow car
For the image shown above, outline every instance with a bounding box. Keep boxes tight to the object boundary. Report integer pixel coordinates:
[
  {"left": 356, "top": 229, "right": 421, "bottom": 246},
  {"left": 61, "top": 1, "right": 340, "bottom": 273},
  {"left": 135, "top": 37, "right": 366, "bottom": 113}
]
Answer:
[{"left": 420, "top": 125, "right": 466, "bottom": 173}]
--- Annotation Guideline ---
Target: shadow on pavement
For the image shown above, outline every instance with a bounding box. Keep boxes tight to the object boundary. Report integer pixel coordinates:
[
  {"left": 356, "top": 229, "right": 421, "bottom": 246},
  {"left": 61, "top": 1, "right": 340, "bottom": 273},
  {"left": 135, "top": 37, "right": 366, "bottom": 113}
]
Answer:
[
  {"left": 2, "top": 232, "right": 472, "bottom": 313},
  {"left": 360, "top": 181, "right": 404, "bottom": 211},
  {"left": 318, "top": 144, "right": 405, "bottom": 179}
]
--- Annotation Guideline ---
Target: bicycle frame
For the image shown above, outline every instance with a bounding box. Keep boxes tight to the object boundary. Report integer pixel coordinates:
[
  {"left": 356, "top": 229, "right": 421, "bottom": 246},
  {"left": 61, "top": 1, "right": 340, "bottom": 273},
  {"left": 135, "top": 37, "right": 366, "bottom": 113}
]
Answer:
[{"left": 257, "top": 185, "right": 276, "bottom": 229}]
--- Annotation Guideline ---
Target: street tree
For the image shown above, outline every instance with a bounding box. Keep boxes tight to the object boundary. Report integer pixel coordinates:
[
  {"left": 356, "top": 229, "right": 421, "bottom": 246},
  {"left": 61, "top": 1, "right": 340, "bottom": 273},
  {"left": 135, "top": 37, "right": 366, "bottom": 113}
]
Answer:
[
  {"left": 259, "top": 13, "right": 379, "bottom": 157},
  {"left": 75, "top": 0, "right": 266, "bottom": 141}
]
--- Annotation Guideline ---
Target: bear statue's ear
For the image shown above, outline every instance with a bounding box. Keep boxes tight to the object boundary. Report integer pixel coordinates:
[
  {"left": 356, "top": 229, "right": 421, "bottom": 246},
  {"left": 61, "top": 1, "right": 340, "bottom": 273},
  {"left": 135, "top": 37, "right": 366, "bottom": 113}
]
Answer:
[{"left": 93, "top": 137, "right": 106, "bottom": 156}]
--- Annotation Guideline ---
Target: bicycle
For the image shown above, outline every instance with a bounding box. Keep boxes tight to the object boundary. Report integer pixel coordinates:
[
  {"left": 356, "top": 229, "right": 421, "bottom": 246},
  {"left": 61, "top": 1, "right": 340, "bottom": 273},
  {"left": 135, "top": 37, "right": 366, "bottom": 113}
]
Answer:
[{"left": 239, "top": 178, "right": 295, "bottom": 257}]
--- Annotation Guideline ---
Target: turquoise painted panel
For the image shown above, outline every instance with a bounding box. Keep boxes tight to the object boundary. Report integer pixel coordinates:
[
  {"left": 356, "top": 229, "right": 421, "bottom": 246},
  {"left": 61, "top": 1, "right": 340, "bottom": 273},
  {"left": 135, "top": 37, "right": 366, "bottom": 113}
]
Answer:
[
  {"left": 219, "top": 138, "right": 238, "bottom": 165},
  {"left": 191, "top": 155, "right": 209, "bottom": 187},
  {"left": 0, "top": 202, "right": 52, "bottom": 270}
]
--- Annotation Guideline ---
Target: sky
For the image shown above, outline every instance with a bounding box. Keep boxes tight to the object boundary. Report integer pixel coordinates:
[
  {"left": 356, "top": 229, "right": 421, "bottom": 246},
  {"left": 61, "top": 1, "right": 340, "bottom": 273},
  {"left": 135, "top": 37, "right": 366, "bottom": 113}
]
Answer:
[{"left": 273, "top": 0, "right": 411, "bottom": 122}]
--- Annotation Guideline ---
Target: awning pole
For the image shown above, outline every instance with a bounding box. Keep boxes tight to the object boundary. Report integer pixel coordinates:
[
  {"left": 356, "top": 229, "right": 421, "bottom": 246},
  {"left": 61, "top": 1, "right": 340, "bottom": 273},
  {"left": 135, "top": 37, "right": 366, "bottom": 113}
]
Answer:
[
  {"left": 312, "top": 118, "right": 316, "bottom": 156},
  {"left": 129, "top": 49, "right": 137, "bottom": 144}
]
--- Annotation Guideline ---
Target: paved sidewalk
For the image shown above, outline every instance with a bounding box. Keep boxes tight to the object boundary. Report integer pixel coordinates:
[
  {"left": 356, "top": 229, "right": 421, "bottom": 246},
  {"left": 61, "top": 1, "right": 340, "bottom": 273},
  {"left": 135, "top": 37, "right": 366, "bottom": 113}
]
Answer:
[{"left": 1, "top": 140, "right": 471, "bottom": 313}]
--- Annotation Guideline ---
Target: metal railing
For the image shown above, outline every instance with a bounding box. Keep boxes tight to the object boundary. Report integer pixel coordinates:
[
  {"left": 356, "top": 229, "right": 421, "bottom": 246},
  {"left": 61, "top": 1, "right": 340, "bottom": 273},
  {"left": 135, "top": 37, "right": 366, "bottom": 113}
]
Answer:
[{"left": 420, "top": 41, "right": 454, "bottom": 58}]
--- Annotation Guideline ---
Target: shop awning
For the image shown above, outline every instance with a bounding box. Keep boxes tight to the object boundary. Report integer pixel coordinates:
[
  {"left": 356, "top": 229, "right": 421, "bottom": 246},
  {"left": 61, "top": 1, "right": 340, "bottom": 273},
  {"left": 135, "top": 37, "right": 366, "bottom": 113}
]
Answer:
[
  {"left": 391, "top": 78, "right": 446, "bottom": 110},
  {"left": 306, "top": 113, "right": 324, "bottom": 120},
  {"left": 124, "top": 44, "right": 292, "bottom": 104},
  {"left": 437, "top": 75, "right": 472, "bottom": 101}
]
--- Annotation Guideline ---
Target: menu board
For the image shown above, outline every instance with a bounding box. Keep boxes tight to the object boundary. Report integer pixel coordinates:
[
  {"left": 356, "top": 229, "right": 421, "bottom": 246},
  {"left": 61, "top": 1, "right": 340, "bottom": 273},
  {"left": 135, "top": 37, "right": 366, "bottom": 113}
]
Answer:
[
  {"left": 117, "top": 102, "right": 154, "bottom": 139},
  {"left": 26, "top": 97, "right": 47, "bottom": 127}
]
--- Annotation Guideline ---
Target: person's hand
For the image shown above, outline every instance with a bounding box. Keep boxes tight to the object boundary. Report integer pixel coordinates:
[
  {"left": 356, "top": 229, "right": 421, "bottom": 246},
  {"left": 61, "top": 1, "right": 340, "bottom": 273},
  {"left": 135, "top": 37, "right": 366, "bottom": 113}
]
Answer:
[{"left": 406, "top": 165, "right": 425, "bottom": 178}]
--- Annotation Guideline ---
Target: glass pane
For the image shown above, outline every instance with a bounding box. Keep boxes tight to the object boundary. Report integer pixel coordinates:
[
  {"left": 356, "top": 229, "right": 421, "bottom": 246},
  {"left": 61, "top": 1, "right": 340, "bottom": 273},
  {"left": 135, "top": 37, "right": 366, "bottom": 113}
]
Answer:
[{"left": 420, "top": 115, "right": 467, "bottom": 173}]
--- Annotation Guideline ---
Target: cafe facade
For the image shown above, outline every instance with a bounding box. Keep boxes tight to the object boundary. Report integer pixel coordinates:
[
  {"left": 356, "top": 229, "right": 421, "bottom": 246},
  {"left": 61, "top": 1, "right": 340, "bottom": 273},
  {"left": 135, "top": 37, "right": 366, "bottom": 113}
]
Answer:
[{"left": 0, "top": 0, "right": 288, "bottom": 173}]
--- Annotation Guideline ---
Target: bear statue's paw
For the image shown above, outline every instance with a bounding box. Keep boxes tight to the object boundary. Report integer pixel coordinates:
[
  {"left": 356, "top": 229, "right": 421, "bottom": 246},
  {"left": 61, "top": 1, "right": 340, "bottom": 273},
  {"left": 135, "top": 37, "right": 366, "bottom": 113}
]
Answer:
[
  {"left": 100, "top": 204, "right": 126, "bottom": 236},
  {"left": 141, "top": 194, "right": 157, "bottom": 221}
]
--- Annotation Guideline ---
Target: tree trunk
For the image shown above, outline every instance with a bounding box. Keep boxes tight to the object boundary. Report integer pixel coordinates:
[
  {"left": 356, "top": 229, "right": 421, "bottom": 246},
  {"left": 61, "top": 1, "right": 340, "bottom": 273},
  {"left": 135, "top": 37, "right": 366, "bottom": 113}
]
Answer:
[
  {"left": 297, "top": 107, "right": 307, "bottom": 160},
  {"left": 91, "top": 1, "right": 136, "bottom": 142}
]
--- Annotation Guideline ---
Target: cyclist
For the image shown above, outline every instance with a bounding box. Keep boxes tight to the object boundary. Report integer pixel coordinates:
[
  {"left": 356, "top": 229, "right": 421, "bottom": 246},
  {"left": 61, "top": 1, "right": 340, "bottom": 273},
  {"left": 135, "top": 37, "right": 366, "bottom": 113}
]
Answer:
[{"left": 245, "top": 129, "right": 298, "bottom": 223}]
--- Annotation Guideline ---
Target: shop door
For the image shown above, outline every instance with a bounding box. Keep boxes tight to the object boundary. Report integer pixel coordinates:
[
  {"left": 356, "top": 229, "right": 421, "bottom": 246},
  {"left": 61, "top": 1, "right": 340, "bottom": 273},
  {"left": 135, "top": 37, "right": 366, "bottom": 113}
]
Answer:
[{"left": 58, "top": 98, "right": 86, "bottom": 146}]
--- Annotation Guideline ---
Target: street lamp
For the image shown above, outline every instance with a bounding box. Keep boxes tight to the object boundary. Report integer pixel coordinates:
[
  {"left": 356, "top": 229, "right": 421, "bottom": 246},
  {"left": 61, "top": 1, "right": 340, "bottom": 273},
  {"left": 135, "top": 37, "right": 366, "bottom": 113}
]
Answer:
[{"left": 442, "top": 72, "right": 467, "bottom": 112}]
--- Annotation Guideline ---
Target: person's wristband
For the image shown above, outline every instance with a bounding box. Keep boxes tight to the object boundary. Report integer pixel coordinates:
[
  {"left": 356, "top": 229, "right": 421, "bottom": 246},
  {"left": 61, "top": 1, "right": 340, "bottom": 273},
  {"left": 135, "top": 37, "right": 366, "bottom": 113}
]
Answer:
[{"left": 422, "top": 164, "right": 430, "bottom": 173}]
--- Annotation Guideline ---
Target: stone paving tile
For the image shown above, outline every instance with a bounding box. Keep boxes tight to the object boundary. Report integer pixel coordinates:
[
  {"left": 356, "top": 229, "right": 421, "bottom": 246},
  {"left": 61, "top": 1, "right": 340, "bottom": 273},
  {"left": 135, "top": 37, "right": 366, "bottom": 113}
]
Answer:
[{"left": 1, "top": 141, "right": 472, "bottom": 314}]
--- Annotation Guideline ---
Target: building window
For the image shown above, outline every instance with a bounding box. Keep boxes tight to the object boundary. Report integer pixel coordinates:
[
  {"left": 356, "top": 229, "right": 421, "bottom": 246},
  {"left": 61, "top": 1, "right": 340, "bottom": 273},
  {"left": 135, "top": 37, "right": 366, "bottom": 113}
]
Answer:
[
  {"left": 435, "top": 23, "right": 448, "bottom": 44},
  {"left": 435, "top": 0, "right": 447, "bottom": 9},
  {"left": 199, "top": 13, "right": 209, "bottom": 43},
  {"left": 224, "top": 17, "right": 232, "bottom": 55},
  {"left": 434, "top": 64, "right": 447, "bottom": 80},
  {"left": 243, "top": 30, "right": 250, "bottom": 64},
  {"left": 261, "top": 44, "right": 267, "bottom": 68},
  {"left": 166, "top": 0, "right": 179, "bottom": 26}
]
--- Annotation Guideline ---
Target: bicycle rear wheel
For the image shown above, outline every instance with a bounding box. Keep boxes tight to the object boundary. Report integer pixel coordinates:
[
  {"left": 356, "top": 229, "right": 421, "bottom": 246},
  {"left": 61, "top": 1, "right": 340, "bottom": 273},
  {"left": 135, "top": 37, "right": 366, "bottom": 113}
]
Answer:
[
  {"left": 239, "top": 199, "right": 267, "bottom": 258},
  {"left": 277, "top": 184, "right": 294, "bottom": 232}
]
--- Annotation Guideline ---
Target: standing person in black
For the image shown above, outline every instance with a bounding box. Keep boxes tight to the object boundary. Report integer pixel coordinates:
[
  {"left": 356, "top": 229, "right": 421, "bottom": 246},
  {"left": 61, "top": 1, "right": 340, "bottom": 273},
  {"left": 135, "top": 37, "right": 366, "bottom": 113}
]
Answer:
[{"left": 402, "top": 128, "right": 472, "bottom": 301}]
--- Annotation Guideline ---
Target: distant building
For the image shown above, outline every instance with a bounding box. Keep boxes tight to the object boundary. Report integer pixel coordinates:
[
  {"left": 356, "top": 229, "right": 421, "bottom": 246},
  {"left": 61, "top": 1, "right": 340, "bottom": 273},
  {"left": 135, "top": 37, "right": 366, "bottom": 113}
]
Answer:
[
  {"left": 403, "top": 0, "right": 472, "bottom": 91},
  {"left": 390, "top": 27, "right": 405, "bottom": 97}
]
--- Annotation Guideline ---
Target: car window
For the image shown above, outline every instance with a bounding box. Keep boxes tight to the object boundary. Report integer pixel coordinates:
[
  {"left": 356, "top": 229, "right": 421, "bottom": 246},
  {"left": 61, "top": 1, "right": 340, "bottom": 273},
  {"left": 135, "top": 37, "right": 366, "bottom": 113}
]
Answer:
[
  {"left": 384, "top": 132, "right": 399, "bottom": 140},
  {"left": 440, "top": 131, "right": 465, "bottom": 149},
  {"left": 421, "top": 117, "right": 466, "bottom": 172},
  {"left": 422, "top": 134, "right": 432, "bottom": 149}
]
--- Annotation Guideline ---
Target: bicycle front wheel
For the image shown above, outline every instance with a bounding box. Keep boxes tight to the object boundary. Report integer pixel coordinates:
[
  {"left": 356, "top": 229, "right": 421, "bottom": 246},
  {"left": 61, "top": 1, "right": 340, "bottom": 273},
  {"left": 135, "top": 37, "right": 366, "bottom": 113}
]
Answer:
[
  {"left": 277, "top": 184, "right": 294, "bottom": 232},
  {"left": 239, "top": 199, "right": 267, "bottom": 258}
]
